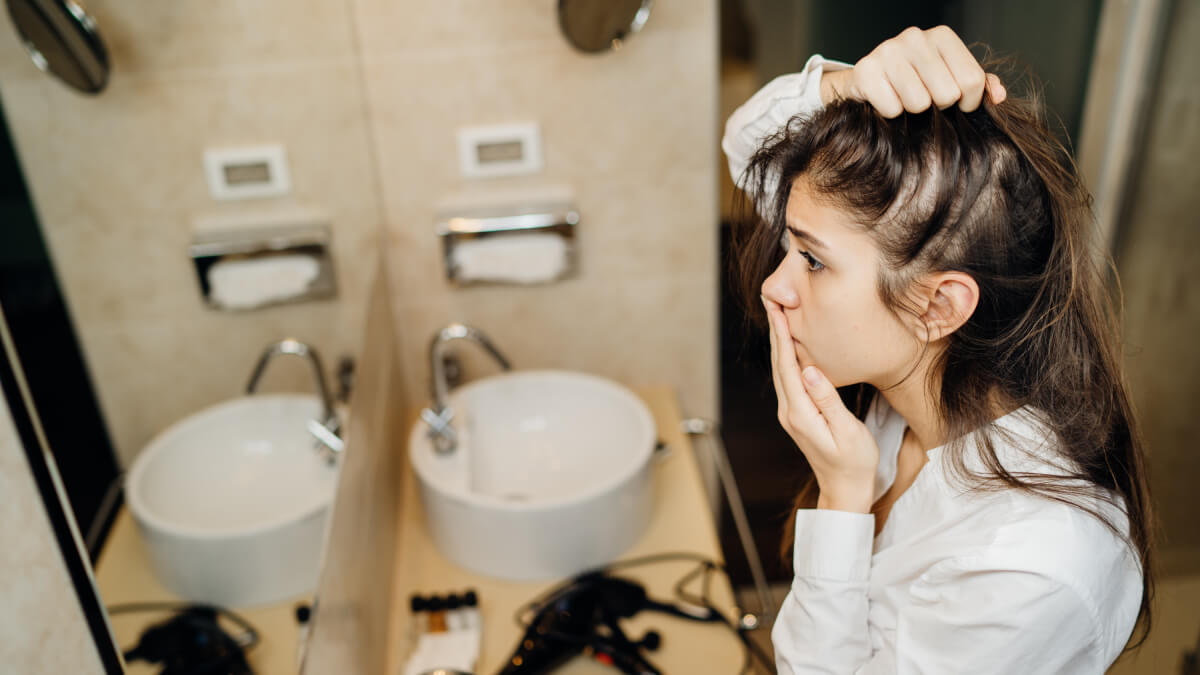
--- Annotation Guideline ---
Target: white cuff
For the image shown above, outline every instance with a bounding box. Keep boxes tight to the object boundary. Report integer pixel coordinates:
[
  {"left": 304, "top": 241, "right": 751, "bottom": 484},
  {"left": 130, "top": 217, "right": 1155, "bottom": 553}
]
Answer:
[
  {"left": 791, "top": 508, "right": 875, "bottom": 582},
  {"left": 798, "top": 53, "right": 853, "bottom": 110},
  {"left": 798, "top": 54, "right": 829, "bottom": 111}
]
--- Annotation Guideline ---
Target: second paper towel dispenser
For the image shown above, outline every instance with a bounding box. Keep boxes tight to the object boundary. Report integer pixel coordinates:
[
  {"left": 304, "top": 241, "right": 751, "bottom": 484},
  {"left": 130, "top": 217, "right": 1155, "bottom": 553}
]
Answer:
[{"left": 436, "top": 201, "right": 579, "bottom": 286}]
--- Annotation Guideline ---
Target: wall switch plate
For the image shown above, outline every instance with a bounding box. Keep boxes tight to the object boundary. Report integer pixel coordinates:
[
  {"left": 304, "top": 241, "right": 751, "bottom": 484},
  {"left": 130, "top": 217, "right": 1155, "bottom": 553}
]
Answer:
[
  {"left": 456, "top": 122, "right": 542, "bottom": 178},
  {"left": 203, "top": 144, "right": 291, "bottom": 200}
]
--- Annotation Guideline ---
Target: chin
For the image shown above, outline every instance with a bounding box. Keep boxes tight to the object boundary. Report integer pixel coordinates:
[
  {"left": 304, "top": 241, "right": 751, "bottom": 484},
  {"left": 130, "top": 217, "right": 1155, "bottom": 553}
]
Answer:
[
  {"left": 824, "top": 373, "right": 850, "bottom": 388},
  {"left": 814, "top": 367, "right": 860, "bottom": 390}
]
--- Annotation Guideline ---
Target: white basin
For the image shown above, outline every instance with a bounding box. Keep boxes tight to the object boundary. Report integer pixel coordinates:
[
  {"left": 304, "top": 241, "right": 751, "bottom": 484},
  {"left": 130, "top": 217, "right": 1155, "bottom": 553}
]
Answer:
[
  {"left": 126, "top": 394, "right": 341, "bottom": 607},
  {"left": 409, "top": 370, "right": 657, "bottom": 581}
]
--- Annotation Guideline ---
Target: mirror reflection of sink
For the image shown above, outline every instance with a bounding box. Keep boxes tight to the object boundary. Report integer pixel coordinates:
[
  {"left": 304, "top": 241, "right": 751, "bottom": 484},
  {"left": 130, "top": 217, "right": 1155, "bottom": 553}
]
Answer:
[
  {"left": 409, "top": 370, "right": 656, "bottom": 581},
  {"left": 125, "top": 394, "right": 342, "bottom": 607}
]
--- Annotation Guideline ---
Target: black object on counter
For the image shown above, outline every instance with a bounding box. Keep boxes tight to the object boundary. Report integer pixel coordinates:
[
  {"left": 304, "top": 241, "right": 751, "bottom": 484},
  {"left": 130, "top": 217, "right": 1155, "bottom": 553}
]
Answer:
[
  {"left": 497, "top": 572, "right": 720, "bottom": 675},
  {"left": 121, "top": 605, "right": 254, "bottom": 675}
]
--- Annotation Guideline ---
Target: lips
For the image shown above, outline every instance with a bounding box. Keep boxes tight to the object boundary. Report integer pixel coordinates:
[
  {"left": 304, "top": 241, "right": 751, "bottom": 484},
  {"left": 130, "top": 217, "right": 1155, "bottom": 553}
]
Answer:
[
  {"left": 791, "top": 337, "right": 806, "bottom": 356},
  {"left": 791, "top": 338, "right": 815, "bottom": 370}
]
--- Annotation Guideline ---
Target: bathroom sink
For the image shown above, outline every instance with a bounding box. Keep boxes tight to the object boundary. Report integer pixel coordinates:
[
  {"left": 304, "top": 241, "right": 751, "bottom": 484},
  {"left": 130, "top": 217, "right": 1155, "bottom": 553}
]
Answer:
[
  {"left": 409, "top": 370, "right": 657, "bottom": 581},
  {"left": 125, "top": 394, "right": 341, "bottom": 607}
]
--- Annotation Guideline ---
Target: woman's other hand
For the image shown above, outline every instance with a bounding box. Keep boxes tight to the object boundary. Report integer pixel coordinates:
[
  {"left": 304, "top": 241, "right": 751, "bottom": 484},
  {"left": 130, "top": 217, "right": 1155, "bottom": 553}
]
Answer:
[
  {"left": 820, "top": 25, "right": 1007, "bottom": 117},
  {"left": 764, "top": 297, "right": 880, "bottom": 513}
]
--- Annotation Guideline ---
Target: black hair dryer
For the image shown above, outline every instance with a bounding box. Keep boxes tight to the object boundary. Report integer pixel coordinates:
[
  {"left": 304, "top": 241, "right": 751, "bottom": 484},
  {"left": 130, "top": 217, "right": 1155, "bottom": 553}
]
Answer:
[{"left": 497, "top": 573, "right": 717, "bottom": 675}]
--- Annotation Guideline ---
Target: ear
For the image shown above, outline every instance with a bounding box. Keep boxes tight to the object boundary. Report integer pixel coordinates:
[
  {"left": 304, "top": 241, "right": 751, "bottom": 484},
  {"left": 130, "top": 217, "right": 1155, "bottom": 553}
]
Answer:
[{"left": 904, "top": 271, "right": 979, "bottom": 342}]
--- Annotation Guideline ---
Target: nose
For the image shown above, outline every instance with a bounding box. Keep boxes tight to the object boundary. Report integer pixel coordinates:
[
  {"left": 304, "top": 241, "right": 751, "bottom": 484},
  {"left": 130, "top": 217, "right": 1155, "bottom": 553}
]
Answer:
[{"left": 761, "top": 259, "right": 800, "bottom": 308}]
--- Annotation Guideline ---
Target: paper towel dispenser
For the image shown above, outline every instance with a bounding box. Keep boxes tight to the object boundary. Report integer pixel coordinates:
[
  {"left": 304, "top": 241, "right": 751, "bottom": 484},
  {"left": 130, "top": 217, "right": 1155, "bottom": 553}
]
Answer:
[
  {"left": 190, "top": 223, "right": 337, "bottom": 311},
  {"left": 436, "top": 202, "right": 578, "bottom": 286}
]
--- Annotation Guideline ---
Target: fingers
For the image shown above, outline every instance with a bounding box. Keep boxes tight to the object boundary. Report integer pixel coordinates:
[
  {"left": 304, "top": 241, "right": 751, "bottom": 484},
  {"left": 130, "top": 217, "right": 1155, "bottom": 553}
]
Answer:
[
  {"left": 763, "top": 298, "right": 828, "bottom": 442},
  {"left": 800, "top": 365, "right": 858, "bottom": 438},
  {"left": 769, "top": 304, "right": 812, "bottom": 417},
  {"left": 764, "top": 298, "right": 804, "bottom": 407},
  {"left": 899, "top": 27, "right": 962, "bottom": 109},
  {"left": 883, "top": 58, "right": 932, "bottom": 115},
  {"left": 819, "top": 68, "right": 857, "bottom": 107},
  {"left": 852, "top": 57, "right": 904, "bottom": 118},
  {"left": 926, "top": 25, "right": 987, "bottom": 112},
  {"left": 851, "top": 25, "right": 1005, "bottom": 117},
  {"left": 762, "top": 296, "right": 784, "bottom": 408},
  {"left": 985, "top": 73, "right": 1007, "bottom": 105}
]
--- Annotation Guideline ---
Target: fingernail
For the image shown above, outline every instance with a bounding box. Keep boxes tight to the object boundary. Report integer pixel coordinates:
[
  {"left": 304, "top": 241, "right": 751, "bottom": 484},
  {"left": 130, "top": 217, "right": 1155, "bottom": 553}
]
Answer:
[{"left": 803, "top": 366, "right": 822, "bottom": 386}]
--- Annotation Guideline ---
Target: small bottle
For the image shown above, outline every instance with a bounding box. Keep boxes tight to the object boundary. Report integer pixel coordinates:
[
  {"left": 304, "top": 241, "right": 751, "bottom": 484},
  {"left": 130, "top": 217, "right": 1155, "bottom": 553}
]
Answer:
[
  {"left": 462, "top": 589, "right": 480, "bottom": 630},
  {"left": 445, "top": 593, "right": 463, "bottom": 631},
  {"left": 427, "top": 595, "right": 448, "bottom": 633},
  {"left": 461, "top": 589, "right": 482, "bottom": 668},
  {"left": 410, "top": 594, "right": 429, "bottom": 632}
]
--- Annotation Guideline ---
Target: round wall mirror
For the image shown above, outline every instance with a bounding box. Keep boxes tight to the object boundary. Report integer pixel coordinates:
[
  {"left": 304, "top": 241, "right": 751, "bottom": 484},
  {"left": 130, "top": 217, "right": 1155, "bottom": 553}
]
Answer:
[
  {"left": 5, "top": 0, "right": 109, "bottom": 94},
  {"left": 558, "top": 0, "right": 652, "bottom": 53}
]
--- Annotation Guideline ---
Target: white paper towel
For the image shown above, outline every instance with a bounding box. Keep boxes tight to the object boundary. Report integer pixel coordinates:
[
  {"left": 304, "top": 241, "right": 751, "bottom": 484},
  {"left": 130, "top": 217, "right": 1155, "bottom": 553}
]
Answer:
[
  {"left": 450, "top": 233, "right": 568, "bottom": 284},
  {"left": 207, "top": 254, "right": 320, "bottom": 309}
]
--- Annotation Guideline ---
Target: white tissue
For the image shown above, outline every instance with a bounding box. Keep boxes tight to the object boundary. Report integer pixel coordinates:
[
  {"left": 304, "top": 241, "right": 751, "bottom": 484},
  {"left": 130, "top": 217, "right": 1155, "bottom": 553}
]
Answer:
[
  {"left": 451, "top": 233, "right": 568, "bottom": 284},
  {"left": 401, "top": 630, "right": 479, "bottom": 675},
  {"left": 207, "top": 254, "right": 320, "bottom": 310}
]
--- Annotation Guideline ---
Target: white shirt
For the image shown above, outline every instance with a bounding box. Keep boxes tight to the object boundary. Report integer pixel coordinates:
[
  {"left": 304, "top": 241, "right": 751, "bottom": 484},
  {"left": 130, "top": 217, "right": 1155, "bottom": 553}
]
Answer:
[{"left": 723, "top": 56, "right": 1144, "bottom": 674}]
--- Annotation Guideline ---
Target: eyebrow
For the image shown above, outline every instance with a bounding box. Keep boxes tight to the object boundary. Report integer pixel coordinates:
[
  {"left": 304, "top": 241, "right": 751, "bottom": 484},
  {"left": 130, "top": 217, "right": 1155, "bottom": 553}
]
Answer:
[{"left": 786, "top": 225, "right": 830, "bottom": 252}]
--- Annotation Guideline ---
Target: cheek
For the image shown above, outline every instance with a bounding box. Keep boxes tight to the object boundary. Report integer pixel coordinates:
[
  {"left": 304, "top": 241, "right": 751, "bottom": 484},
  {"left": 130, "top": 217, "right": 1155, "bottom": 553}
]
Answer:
[
  {"left": 803, "top": 284, "right": 907, "bottom": 382},
  {"left": 829, "top": 301, "right": 882, "bottom": 355}
]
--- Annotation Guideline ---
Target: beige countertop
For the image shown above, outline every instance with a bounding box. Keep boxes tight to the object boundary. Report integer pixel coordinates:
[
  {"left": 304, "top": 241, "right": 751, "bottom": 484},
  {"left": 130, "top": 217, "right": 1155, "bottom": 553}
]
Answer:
[
  {"left": 95, "top": 385, "right": 745, "bottom": 674},
  {"left": 95, "top": 507, "right": 307, "bottom": 674},
  {"left": 387, "top": 385, "right": 746, "bottom": 674}
]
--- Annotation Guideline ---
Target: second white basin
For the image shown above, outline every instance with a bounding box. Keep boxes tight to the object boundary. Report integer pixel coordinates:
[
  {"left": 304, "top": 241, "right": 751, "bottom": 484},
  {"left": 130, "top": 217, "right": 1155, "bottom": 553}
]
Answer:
[{"left": 409, "top": 370, "right": 657, "bottom": 581}]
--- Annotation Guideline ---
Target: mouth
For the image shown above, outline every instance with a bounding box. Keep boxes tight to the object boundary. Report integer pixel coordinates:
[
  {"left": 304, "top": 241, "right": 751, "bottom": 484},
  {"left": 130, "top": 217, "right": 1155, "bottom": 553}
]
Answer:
[
  {"left": 790, "top": 338, "right": 814, "bottom": 369},
  {"left": 791, "top": 337, "right": 805, "bottom": 357}
]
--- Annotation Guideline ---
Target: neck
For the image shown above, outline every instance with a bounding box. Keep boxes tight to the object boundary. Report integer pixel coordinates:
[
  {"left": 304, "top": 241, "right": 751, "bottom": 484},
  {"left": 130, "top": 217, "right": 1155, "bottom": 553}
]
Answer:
[{"left": 875, "top": 358, "right": 945, "bottom": 452}]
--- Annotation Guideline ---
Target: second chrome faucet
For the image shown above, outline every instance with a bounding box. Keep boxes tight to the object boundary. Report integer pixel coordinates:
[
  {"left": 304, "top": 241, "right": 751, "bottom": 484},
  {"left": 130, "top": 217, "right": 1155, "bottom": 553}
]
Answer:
[{"left": 423, "top": 323, "right": 512, "bottom": 454}]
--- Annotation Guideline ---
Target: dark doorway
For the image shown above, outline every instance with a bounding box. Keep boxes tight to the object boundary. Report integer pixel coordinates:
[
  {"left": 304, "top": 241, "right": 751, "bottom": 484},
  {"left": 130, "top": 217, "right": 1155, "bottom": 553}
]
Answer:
[{"left": 0, "top": 95, "right": 122, "bottom": 562}]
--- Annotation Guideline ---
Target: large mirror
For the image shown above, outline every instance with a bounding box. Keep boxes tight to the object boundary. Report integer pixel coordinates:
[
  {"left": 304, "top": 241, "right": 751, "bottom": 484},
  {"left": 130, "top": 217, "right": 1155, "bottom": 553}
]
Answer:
[{"left": 5, "top": 0, "right": 109, "bottom": 93}]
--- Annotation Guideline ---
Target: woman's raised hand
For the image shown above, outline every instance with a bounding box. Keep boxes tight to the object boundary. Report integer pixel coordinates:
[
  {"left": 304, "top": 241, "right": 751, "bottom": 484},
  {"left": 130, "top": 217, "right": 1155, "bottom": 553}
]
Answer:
[
  {"left": 820, "top": 25, "right": 1007, "bottom": 117},
  {"left": 763, "top": 297, "right": 880, "bottom": 514}
]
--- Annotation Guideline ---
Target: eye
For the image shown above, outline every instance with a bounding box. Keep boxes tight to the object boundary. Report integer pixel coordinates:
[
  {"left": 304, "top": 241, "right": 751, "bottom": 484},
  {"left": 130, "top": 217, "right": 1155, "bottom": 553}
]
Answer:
[{"left": 798, "top": 249, "right": 825, "bottom": 272}]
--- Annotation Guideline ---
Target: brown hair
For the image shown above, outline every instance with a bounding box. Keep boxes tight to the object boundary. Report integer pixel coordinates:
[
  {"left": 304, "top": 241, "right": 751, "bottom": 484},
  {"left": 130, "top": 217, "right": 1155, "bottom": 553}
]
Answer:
[{"left": 731, "top": 66, "right": 1155, "bottom": 653}]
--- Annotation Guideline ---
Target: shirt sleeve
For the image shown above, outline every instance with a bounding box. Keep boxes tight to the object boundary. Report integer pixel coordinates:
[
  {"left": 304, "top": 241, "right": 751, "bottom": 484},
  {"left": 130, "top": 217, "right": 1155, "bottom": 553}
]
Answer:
[
  {"left": 720, "top": 54, "right": 852, "bottom": 209},
  {"left": 772, "top": 514, "right": 1107, "bottom": 675},
  {"left": 771, "top": 509, "right": 875, "bottom": 674}
]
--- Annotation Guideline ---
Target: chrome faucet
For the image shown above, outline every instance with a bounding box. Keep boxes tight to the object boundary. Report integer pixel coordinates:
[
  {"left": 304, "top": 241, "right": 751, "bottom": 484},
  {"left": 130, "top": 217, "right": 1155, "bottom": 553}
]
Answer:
[
  {"left": 423, "top": 323, "right": 512, "bottom": 454},
  {"left": 246, "top": 339, "right": 343, "bottom": 457}
]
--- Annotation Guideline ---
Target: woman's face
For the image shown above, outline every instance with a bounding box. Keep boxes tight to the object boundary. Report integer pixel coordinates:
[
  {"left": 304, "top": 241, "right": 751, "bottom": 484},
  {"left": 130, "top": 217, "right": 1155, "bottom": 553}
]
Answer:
[{"left": 761, "top": 179, "right": 921, "bottom": 389}]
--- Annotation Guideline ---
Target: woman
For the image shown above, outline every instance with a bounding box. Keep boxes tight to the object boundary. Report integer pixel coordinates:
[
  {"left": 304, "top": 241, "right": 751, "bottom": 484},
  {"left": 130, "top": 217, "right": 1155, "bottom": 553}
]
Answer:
[{"left": 723, "top": 26, "right": 1153, "bottom": 673}]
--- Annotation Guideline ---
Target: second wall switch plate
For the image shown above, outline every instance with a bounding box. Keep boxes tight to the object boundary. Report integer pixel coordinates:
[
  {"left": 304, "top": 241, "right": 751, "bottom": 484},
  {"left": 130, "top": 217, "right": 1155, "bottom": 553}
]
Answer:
[
  {"left": 457, "top": 122, "right": 542, "bottom": 178},
  {"left": 204, "top": 144, "right": 291, "bottom": 200}
]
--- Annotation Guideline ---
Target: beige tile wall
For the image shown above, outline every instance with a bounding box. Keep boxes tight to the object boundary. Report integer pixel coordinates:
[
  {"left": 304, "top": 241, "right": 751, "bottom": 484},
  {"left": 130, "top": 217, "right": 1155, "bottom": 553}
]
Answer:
[
  {"left": 0, "top": 2, "right": 384, "bottom": 466},
  {"left": 354, "top": 1, "right": 720, "bottom": 422},
  {"left": 0, "top": 0, "right": 719, "bottom": 469}
]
